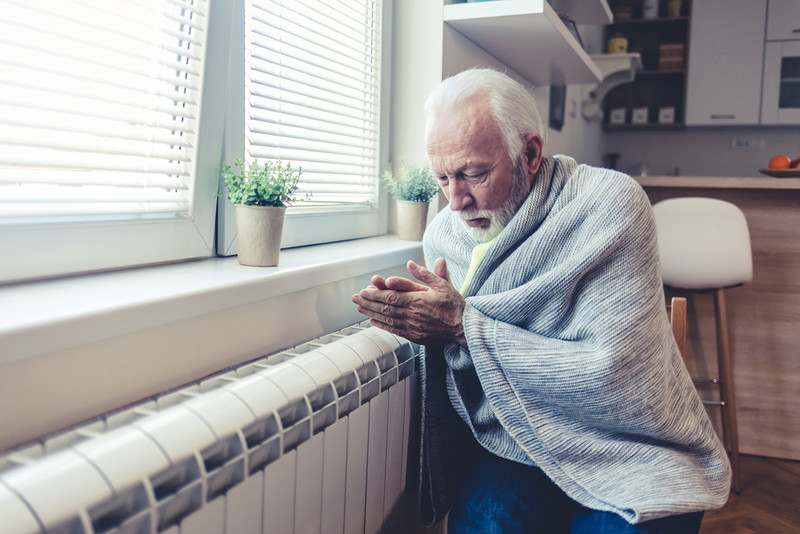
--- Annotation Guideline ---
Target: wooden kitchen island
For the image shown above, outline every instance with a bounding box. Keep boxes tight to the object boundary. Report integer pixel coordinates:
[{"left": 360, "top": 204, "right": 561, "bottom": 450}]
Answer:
[{"left": 636, "top": 175, "right": 800, "bottom": 461}]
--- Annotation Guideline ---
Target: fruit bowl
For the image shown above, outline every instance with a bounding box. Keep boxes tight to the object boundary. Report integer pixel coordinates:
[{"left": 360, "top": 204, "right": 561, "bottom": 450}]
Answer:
[{"left": 759, "top": 168, "right": 800, "bottom": 178}]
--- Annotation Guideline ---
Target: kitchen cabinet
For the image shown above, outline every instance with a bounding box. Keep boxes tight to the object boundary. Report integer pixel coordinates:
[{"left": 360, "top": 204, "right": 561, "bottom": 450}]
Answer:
[
  {"left": 760, "top": 0, "right": 800, "bottom": 124},
  {"left": 601, "top": 0, "right": 691, "bottom": 129},
  {"left": 442, "top": 0, "right": 611, "bottom": 86},
  {"left": 766, "top": 0, "right": 800, "bottom": 41},
  {"left": 685, "top": 0, "right": 766, "bottom": 126}
]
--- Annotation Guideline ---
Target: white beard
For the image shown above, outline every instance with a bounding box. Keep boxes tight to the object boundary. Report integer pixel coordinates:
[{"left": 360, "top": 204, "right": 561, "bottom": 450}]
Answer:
[{"left": 459, "top": 163, "right": 531, "bottom": 243}]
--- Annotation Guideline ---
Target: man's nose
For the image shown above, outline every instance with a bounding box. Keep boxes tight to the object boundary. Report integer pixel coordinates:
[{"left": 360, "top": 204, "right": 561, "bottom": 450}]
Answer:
[{"left": 447, "top": 179, "right": 473, "bottom": 211}]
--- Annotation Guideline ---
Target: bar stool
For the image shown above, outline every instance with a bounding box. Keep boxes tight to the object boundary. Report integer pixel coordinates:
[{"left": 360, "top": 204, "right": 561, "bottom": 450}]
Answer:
[{"left": 652, "top": 197, "right": 752, "bottom": 493}]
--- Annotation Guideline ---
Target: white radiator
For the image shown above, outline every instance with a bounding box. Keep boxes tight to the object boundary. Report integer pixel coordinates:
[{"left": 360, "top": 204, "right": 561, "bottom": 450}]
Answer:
[{"left": 0, "top": 324, "right": 419, "bottom": 534}]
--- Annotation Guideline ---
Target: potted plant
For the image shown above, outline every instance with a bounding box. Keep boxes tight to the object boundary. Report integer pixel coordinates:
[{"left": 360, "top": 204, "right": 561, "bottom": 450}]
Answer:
[
  {"left": 381, "top": 161, "right": 439, "bottom": 241},
  {"left": 221, "top": 158, "right": 304, "bottom": 266}
]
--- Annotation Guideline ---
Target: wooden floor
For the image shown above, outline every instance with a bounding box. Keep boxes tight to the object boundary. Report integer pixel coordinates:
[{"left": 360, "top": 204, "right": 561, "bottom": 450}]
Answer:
[{"left": 700, "top": 455, "right": 800, "bottom": 533}]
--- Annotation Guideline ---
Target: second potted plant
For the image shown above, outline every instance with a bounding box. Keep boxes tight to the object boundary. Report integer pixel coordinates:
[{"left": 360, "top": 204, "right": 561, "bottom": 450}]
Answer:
[
  {"left": 381, "top": 161, "right": 439, "bottom": 241},
  {"left": 221, "top": 158, "right": 304, "bottom": 266}
]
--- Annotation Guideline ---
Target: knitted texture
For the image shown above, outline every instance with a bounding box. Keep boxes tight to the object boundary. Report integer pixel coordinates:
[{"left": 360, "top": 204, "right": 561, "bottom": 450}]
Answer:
[{"left": 418, "top": 155, "right": 731, "bottom": 526}]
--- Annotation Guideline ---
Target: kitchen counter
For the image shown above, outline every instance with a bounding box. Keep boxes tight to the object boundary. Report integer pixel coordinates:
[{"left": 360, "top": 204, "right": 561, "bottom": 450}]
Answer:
[
  {"left": 635, "top": 177, "right": 800, "bottom": 461},
  {"left": 635, "top": 174, "right": 800, "bottom": 190}
]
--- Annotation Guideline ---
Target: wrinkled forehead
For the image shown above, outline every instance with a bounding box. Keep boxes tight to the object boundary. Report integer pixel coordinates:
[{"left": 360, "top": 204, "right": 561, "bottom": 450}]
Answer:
[{"left": 425, "top": 96, "right": 495, "bottom": 148}]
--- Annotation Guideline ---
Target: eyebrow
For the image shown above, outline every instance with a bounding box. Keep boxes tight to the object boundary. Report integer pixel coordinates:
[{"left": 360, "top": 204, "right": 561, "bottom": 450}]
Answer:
[{"left": 435, "top": 159, "right": 494, "bottom": 178}]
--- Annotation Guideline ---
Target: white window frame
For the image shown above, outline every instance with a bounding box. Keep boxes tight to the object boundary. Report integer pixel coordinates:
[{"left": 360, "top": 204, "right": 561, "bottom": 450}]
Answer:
[
  {"left": 0, "top": 0, "right": 235, "bottom": 285},
  {"left": 215, "top": 0, "right": 391, "bottom": 256}
]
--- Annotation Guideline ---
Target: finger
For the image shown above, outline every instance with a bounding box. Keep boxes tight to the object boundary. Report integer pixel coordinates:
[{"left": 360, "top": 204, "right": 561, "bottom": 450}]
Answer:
[
  {"left": 407, "top": 261, "right": 447, "bottom": 289},
  {"left": 384, "top": 276, "right": 427, "bottom": 292},
  {"left": 433, "top": 257, "right": 451, "bottom": 284},
  {"left": 353, "top": 290, "right": 408, "bottom": 314},
  {"left": 353, "top": 300, "right": 398, "bottom": 327},
  {"left": 371, "top": 275, "right": 388, "bottom": 290}
]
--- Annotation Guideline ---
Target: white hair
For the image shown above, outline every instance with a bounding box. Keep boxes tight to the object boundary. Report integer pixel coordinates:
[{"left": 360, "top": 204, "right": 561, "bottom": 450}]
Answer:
[{"left": 424, "top": 68, "right": 548, "bottom": 162}]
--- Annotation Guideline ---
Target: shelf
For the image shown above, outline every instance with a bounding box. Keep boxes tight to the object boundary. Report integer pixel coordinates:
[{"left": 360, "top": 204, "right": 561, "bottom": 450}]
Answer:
[
  {"left": 637, "top": 69, "right": 685, "bottom": 76},
  {"left": 443, "top": 0, "right": 603, "bottom": 85},
  {"left": 551, "top": 0, "right": 612, "bottom": 24},
  {"left": 635, "top": 175, "right": 800, "bottom": 190},
  {"left": 603, "top": 122, "right": 686, "bottom": 131},
  {"left": 608, "top": 16, "right": 689, "bottom": 26},
  {"left": 591, "top": 53, "right": 642, "bottom": 78}
]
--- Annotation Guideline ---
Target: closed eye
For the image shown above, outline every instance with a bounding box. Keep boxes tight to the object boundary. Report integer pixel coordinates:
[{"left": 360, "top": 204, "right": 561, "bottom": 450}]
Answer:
[{"left": 461, "top": 172, "right": 487, "bottom": 185}]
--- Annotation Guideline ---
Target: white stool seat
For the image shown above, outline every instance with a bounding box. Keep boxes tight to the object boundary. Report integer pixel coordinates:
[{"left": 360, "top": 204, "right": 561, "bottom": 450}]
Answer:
[
  {"left": 652, "top": 196, "right": 752, "bottom": 494},
  {"left": 653, "top": 197, "right": 753, "bottom": 290}
]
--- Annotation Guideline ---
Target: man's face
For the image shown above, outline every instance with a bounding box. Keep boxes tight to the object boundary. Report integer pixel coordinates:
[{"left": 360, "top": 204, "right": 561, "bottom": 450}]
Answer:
[{"left": 425, "top": 98, "right": 532, "bottom": 242}]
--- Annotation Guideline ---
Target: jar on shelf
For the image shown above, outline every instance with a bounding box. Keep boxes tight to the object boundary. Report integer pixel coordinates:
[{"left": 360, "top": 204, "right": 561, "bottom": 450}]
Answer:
[
  {"left": 643, "top": 0, "right": 659, "bottom": 19},
  {"left": 667, "top": 0, "right": 683, "bottom": 17},
  {"left": 608, "top": 33, "right": 629, "bottom": 54}
]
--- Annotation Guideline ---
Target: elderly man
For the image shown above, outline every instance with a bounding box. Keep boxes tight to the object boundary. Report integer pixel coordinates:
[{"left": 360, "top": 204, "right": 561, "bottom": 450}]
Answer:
[{"left": 352, "top": 68, "right": 730, "bottom": 534}]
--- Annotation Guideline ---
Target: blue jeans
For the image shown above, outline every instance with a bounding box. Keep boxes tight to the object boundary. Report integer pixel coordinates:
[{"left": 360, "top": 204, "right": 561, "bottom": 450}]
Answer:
[{"left": 448, "top": 452, "right": 704, "bottom": 534}]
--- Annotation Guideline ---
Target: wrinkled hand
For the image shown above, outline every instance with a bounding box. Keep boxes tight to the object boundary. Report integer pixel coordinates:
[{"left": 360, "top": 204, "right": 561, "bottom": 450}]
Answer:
[{"left": 352, "top": 258, "right": 467, "bottom": 347}]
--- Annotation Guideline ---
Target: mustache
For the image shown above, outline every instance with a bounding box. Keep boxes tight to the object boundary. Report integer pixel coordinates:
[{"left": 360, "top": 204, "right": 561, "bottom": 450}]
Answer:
[{"left": 459, "top": 208, "right": 494, "bottom": 220}]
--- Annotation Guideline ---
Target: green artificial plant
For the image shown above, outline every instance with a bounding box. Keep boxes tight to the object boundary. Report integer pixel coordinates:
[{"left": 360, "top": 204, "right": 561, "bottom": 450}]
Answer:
[
  {"left": 381, "top": 161, "right": 439, "bottom": 203},
  {"left": 221, "top": 158, "right": 304, "bottom": 207}
]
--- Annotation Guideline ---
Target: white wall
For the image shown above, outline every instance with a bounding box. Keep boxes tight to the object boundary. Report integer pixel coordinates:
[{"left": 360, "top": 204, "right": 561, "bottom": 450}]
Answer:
[
  {"left": 547, "top": 25, "right": 605, "bottom": 167},
  {"left": 389, "top": 3, "right": 607, "bottom": 220},
  {"left": 604, "top": 127, "right": 800, "bottom": 178}
]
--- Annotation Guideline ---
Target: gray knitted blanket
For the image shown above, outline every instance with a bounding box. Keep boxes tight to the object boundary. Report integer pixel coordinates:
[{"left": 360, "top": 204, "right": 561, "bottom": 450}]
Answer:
[{"left": 418, "top": 155, "right": 731, "bottom": 525}]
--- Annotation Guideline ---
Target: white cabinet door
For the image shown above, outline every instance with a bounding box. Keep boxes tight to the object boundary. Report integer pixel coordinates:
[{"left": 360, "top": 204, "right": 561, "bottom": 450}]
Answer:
[
  {"left": 766, "top": 0, "right": 800, "bottom": 41},
  {"left": 761, "top": 40, "right": 800, "bottom": 124},
  {"left": 685, "top": 0, "right": 767, "bottom": 126}
]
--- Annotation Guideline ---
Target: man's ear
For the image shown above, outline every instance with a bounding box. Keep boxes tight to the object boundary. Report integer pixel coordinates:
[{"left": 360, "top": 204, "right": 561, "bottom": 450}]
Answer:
[{"left": 522, "top": 133, "right": 544, "bottom": 181}]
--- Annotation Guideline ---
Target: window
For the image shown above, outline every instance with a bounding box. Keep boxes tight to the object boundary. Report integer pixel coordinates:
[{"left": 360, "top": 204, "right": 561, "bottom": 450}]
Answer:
[
  {"left": 0, "top": 0, "right": 389, "bottom": 283},
  {"left": 216, "top": 0, "right": 387, "bottom": 254},
  {"left": 0, "top": 0, "right": 230, "bottom": 284}
]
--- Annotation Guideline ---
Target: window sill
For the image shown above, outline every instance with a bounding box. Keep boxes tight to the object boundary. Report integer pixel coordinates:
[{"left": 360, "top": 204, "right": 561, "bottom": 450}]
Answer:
[{"left": 0, "top": 235, "right": 423, "bottom": 451}]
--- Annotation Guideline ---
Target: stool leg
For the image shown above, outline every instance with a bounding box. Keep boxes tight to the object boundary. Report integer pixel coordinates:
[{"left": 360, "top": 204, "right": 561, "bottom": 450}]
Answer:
[{"left": 714, "top": 288, "right": 741, "bottom": 493}]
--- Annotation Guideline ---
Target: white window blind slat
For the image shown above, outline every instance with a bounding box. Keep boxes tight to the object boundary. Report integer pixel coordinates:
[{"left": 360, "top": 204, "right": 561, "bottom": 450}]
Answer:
[
  {"left": 0, "top": 108, "right": 195, "bottom": 148},
  {"left": 0, "top": 94, "right": 195, "bottom": 136},
  {"left": 254, "top": 0, "right": 379, "bottom": 56},
  {"left": 248, "top": 146, "right": 376, "bottom": 168},
  {"left": 248, "top": 129, "right": 376, "bottom": 155},
  {"left": 244, "top": 0, "right": 381, "bottom": 209},
  {"left": 249, "top": 34, "right": 379, "bottom": 93},
  {"left": 249, "top": 21, "right": 378, "bottom": 75},
  {"left": 249, "top": 79, "right": 378, "bottom": 121},
  {"left": 0, "top": 0, "right": 205, "bottom": 225},
  {"left": 0, "top": 149, "right": 191, "bottom": 176},
  {"left": 0, "top": 43, "right": 202, "bottom": 95},
  {"left": 247, "top": 135, "right": 375, "bottom": 161},
  {"left": 0, "top": 170, "right": 189, "bottom": 190},
  {"left": 1, "top": 201, "right": 187, "bottom": 218},
  {"left": 0, "top": 128, "right": 193, "bottom": 161},
  {"left": 248, "top": 102, "right": 377, "bottom": 137},
  {"left": 0, "top": 82, "right": 198, "bottom": 126}
]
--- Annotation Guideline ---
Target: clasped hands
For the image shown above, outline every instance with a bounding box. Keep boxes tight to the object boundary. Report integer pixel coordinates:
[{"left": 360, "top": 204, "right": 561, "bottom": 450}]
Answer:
[{"left": 352, "top": 258, "right": 467, "bottom": 347}]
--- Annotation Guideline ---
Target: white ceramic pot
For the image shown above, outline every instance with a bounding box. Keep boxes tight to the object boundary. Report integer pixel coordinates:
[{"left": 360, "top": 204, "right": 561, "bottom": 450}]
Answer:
[
  {"left": 396, "top": 200, "right": 429, "bottom": 241},
  {"left": 234, "top": 204, "right": 286, "bottom": 266}
]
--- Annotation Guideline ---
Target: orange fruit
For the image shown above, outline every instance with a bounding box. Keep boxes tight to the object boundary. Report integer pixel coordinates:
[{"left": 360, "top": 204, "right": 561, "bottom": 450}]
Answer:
[{"left": 768, "top": 155, "right": 791, "bottom": 169}]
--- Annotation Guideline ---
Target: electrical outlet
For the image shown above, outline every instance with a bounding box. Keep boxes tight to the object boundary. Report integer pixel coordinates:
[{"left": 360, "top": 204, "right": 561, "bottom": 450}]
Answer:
[{"left": 730, "top": 137, "right": 765, "bottom": 150}]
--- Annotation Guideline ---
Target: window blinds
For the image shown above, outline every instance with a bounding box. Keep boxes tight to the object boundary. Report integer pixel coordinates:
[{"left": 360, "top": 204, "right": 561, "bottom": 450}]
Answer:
[
  {"left": 0, "top": 0, "right": 207, "bottom": 222},
  {"left": 245, "top": 0, "right": 381, "bottom": 209}
]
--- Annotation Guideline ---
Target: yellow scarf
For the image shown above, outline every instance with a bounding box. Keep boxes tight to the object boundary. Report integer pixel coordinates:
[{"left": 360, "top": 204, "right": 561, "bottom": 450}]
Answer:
[{"left": 460, "top": 238, "right": 495, "bottom": 294}]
